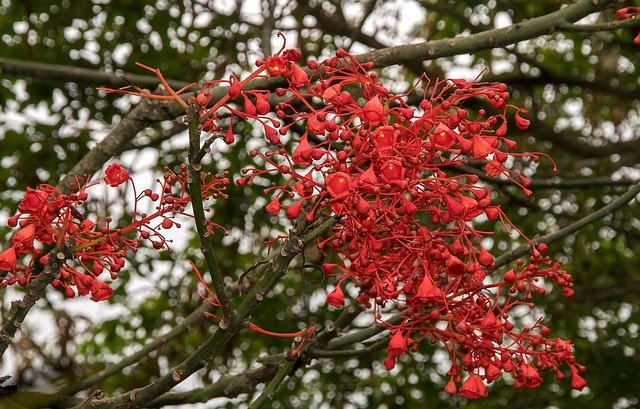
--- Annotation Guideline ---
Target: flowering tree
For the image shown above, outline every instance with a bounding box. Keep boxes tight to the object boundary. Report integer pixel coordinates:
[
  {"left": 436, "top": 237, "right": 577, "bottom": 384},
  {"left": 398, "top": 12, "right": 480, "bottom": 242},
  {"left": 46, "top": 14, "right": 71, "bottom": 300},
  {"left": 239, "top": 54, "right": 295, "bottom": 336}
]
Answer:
[{"left": 1, "top": 1, "right": 640, "bottom": 408}]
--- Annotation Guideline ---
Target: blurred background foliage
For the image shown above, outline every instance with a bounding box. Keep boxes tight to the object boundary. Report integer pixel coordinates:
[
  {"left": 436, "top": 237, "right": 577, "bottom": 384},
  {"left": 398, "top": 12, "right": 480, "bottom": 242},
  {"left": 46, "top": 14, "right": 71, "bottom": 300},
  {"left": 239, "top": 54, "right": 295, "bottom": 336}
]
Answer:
[{"left": 1, "top": 0, "right": 639, "bottom": 408}]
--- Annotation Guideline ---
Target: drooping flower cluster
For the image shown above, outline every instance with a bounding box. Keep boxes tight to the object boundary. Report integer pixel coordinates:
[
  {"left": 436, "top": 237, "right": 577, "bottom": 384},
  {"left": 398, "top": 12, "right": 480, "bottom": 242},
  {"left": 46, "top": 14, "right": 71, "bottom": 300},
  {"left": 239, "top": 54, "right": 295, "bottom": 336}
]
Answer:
[
  {"left": 0, "top": 164, "right": 228, "bottom": 301},
  {"left": 220, "top": 48, "right": 585, "bottom": 396},
  {"left": 93, "top": 39, "right": 586, "bottom": 398}
]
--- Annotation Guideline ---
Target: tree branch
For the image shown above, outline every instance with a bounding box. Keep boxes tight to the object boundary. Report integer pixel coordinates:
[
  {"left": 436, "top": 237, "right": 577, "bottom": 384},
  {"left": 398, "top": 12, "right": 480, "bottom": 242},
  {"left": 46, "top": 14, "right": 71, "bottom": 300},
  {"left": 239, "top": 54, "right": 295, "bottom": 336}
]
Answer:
[
  {"left": 72, "top": 221, "right": 312, "bottom": 408},
  {"left": 0, "top": 57, "right": 190, "bottom": 89},
  {"left": 493, "top": 181, "right": 640, "bottom": 269},
  {"left": 356, "top": 0, "right": 617, "bottom": 67},
  {"left": 558, "top": 16, "right": 640, "bottom": 32},
  {"left": 187, "top": 103, "right": 235, "bottom": 321},
  {"left": 0, "top": 249, "right": 69, "bottom": 360},
  {"left": 143, "top": 364, "right": 279, "bottom": 408}
]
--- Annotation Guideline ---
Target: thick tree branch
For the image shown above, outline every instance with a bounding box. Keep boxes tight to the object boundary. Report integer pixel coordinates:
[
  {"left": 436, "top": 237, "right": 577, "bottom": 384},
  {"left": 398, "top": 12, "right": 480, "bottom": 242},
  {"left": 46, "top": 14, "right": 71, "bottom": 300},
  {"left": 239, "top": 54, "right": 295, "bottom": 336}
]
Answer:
[
  {"left": 357, "top": 0, "right": 618, "bottom": 67},
  {"left": 143, "top": 364, "right": 279, "bottom": 408}
]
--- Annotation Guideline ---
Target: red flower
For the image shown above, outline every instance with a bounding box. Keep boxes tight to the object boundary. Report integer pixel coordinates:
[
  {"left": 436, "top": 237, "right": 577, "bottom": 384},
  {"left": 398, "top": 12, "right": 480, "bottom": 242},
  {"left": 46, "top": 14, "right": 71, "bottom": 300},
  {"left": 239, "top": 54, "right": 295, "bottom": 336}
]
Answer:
[
  {"left": 361, "top": 95, "right": 384, "bottom": 125},
  {"left": 372, "top": 126, "right": 396, "bottom": 152},
  {"left": 0, "top": 246, "right": 18, "bottom": 271},
  {"left": 485, "top": 160, "right": 503, "bottom": 177},
  {"left": 325, "top": 172, "right": 352, "bottom": 199},
  {"left": 266, "top": 198, "right": 281, "bottom": 215},
  {"left": 282, "top": 48, "right": 302, "bottom": 62},
  {"left": 520, "top": 363, "right": 543, "bottom": 388},
  {"left": 292, "top": 133, "right": 313, "bottom": 165},
  {"left": 380, "top": 160, "right": 405, "bottom": 182},
  {"left": 255, "top": 94, "right": 270, "bottom": 115},
  {"left": 477, "top": 247, "right": 494, "bottom": 267},
  {"left": 90, "top": 279, "right": 114, "bottom": 302},
  {"left": 289, "top": 64, "right": 309, "bottom": 88},
  {"left": 12, "top": 224, "right": 36, "bottom": 255},
  {"left": 432, "top": 124, "right": 457, "bottom": 149},
  {"left": 286, "top": 199, "right": 304, "bottom": 219},
  {"left": 459, "top": 374, "right": 488, "bottom": 399},
  {"left": 387, "top": 330, "right": 408, "bottom": 356},
  {"left": 472, "top": 134, "right": 494, "bottom": 159},
  {"left": 414, "top": 275, "right": 444, "bottom": 303},
  {"left": 228, "top": 75, "right": 241, "bottom": 99},
  {"left": 515, "top": 110, "right": 530, "bottom": 130},
  {"left": 446, "top": 255, "right": 466, "bottom": 276},
  {"left": 383, "top": 355, "right": 396, "bottom": 371},
  {"left": 104, "top": 163, "right": 129, "bottom": 187},
  {"left": 264, "top": 124, "right": 281, "bottom": 145},
  {"left": 444, "top": 195, "right": 465, "bottom": 218},
  {"left": 326, "top": 285, "right": 345, "bottom": 308},
  {"left": 18, "top": 188, "right": 48, "bottom": 213},
  {"left": 265, "top": 55, "right": 287, "bottom": 76},
  {"left": 444, "top": 378, "right": 457, "bottom": 394},
  {"left": 570, "top": 365, "right": 587, "bottom": 391},
  {"left": 485, "top": 364, "right": 501, "bottom": 382}
]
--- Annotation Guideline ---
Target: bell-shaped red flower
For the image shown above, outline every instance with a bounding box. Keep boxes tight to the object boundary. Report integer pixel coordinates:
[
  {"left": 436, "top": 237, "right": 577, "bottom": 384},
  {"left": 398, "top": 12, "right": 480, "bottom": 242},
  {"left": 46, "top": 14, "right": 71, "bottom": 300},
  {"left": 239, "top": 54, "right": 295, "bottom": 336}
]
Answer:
[
  {"left": 520, "top": 363, "right": 543, "bottom": 388},
  {"left": 18, "top": 188, "right": 48, "bottom": 213},
  {"left": 387, "top": 330, "right": 408, "bottom": 356},
  {"left": 459, "top": 374, "right": 488, "bottom": 399},
  {"left": 361, "top": 95, "right": 384, "bottom": 125},
  {"left": 0, "top": 246, "right": 18, "bottom": 272},
  {"left": 326, "top": 285, "right": 345, "bottom": 308},
  {"left": 414, "top": 274, "right": 444, "bottom": 303},
  {"left": 570, "top": 365, "right": 587, "bottom": 391}
]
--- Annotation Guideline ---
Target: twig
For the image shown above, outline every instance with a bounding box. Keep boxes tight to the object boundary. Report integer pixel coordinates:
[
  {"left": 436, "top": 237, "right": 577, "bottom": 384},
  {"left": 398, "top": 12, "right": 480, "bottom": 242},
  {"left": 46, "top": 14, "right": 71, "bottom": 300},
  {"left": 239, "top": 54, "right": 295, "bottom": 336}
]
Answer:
[
  {"left": 493, "top": 181, "right": 640, "bottom": 269},
  {"left": 186, "top": 104, "right": 235, "bottom": 321},
  {"left": 248, "top": 358, "right": 297, "bottom": 409},
  {"left": 557, "top": 17, "right": 640, "bottom": 32},
  {"left": 0, "top": 247, "right": 69, "bottom": 359}
]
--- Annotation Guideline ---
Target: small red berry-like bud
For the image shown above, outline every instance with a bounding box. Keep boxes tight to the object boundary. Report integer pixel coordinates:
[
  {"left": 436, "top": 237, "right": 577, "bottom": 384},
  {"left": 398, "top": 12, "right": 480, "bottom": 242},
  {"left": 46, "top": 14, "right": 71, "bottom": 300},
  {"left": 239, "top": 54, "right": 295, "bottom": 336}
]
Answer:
[{"left": 195, "top": 93, "right": 208, "bottom": 106}]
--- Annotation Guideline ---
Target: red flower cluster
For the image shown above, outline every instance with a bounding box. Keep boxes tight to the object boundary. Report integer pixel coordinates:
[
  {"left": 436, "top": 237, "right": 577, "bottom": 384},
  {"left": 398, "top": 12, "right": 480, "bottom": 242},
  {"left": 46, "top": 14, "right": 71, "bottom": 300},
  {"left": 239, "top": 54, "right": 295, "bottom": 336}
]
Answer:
[
  {"left": 226, "top": 48, "right": 584, "bottom": 397},
  {"left": 94, "top": 40, "right": 586, "bottom": 398},
  {"left": 0, "top": 164, "right": 228, "bottom": 301},
  {"left": 617, "top": 6, "right": 640, "bottom": 46}
]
